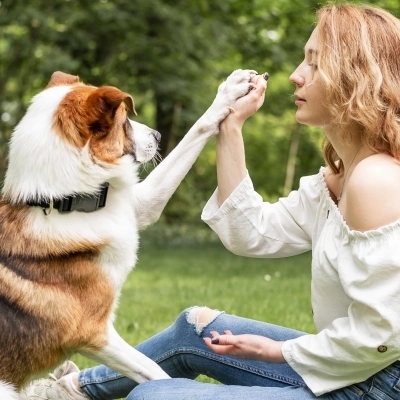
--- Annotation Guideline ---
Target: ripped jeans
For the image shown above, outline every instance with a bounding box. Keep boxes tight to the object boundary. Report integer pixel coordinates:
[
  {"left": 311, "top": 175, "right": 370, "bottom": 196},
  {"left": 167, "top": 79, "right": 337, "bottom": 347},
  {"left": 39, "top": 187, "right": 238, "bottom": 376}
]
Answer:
[{"left": 78, "top": 307, "right": 400, "bottom": 400}]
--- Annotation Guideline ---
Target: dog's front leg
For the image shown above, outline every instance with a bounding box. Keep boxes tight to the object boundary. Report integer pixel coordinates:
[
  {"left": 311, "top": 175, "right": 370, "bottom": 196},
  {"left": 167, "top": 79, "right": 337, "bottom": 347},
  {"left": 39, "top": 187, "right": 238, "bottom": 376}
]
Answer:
[
  {"left": 81, "top": 324, "right": 170, "bottom": 384},
  {"left": 134, "top": 69, "right": 257, "bottom": 229}
]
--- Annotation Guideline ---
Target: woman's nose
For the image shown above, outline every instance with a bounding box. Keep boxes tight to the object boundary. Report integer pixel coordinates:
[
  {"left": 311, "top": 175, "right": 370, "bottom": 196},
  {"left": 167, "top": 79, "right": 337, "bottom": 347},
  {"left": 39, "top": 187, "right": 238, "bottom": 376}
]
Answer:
[{"left": 289, "top": 68, "right": 305, "bottom": 86}]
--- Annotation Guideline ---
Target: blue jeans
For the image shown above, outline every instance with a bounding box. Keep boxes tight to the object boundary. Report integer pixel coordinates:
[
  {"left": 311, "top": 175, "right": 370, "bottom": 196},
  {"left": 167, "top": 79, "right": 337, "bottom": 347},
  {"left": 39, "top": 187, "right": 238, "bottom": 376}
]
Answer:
[{"left": 78, "top": 308, "right": 400, "bottom": 399}]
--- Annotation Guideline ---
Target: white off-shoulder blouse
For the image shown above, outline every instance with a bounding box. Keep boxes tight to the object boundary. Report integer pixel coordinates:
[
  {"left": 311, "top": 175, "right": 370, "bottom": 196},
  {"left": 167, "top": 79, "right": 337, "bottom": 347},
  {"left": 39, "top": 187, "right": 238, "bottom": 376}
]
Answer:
[{"left": 201, "top": 168, "right": 400, "bottom": 396}]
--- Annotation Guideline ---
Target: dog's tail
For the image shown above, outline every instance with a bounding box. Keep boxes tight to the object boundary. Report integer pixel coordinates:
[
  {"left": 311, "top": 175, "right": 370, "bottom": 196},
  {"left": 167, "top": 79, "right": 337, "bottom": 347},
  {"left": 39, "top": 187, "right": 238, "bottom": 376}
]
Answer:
[{"left": 0, "top": 381, "right": 19, "bottom": 400}]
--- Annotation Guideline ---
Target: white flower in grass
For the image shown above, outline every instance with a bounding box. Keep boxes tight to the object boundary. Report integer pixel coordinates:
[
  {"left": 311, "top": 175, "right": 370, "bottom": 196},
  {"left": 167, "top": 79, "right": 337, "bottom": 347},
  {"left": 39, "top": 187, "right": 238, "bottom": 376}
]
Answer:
[{"left": 264, "top": 274, "right": 272, "bottom": 282}]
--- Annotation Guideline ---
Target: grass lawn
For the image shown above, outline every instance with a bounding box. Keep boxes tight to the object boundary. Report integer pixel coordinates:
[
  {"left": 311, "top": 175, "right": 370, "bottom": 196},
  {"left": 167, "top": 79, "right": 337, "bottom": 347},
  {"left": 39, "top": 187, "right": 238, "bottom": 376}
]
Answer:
[{"left": 72, "top": 231, "right": 316, "bottom": 389}]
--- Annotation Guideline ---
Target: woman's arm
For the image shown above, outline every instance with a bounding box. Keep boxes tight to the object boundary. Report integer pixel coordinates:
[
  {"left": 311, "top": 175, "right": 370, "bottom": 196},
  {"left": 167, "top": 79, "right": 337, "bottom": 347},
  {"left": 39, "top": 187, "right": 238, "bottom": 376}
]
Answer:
[
  {"left": 216, "top": 74, "right": 267, "bottom": 205},
  {"left": 202, "top": 71, "right": 317, "bottom": 258}
]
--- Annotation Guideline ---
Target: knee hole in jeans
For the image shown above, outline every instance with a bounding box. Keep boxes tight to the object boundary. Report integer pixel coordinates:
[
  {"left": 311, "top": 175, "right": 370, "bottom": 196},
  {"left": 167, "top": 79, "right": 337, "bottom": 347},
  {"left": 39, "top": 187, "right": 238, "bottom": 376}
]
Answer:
[{"left": 186, "top": 306, "right": 222, "bottom": 335}]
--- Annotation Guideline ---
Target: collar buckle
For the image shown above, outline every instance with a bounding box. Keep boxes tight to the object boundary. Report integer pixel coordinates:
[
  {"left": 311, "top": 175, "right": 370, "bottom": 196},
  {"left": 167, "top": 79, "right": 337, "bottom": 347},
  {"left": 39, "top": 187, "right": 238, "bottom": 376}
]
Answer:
[{"left": 57, "top": 183, "right": 109, "bottom": 213}]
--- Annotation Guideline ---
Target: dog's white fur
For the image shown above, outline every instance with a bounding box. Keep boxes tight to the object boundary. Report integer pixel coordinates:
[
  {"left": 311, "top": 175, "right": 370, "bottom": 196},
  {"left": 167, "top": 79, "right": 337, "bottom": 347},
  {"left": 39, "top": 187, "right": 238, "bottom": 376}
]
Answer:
[
  {"left": 0, "top": 382, "right": 19, "bottom": 400},
  {"left": 0, "top": 69, "right": 255, "bottom": 399}
]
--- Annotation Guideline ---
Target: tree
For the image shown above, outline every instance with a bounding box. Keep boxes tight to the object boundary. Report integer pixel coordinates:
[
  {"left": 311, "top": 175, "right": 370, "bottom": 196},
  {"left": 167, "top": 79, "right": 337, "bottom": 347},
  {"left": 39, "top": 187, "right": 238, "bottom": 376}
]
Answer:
[{"left": 1, "top": 0, "right": 398, "bottom": 224}]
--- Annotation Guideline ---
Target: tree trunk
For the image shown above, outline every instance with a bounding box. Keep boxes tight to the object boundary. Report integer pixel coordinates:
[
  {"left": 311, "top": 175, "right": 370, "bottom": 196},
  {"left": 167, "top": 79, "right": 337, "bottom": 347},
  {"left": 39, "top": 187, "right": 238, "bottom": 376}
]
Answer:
[
  {"left": 155, "top": 93, "right": 184, "bottom": 158},
  {"left": 155, "top": 94, "right": 175, "bottom": 157},
  {"left": 165, "top": 102, "right": 182, "bottom": 155},
  {"left": 283, "top": 123, "right": 301, "bottom": 196}
]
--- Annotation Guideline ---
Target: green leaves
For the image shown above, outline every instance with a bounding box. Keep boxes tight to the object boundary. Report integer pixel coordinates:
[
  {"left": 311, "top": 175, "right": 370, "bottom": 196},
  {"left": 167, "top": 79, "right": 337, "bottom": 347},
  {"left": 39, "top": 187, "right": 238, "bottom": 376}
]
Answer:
[{"left": 1, "top": 0, "right": 398, "bottom": 222}]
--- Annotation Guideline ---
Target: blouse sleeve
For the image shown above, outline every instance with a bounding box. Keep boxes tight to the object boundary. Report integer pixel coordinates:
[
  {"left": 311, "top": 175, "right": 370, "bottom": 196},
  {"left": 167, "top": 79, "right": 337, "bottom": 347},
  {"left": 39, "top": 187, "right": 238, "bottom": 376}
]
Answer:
[
  {"left": 282, "top": 226, "right": 400, "bottom": 395},
  {"left": 201, "top": 172, "right": 319, "bottom": 258}
]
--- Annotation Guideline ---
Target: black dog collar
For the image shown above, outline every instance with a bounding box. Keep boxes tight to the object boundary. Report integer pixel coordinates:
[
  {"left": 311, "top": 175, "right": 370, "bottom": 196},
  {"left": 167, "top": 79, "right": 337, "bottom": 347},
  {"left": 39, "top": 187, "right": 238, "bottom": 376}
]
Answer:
[{"left": 27, "top": 183, "right": 109, "bottom": 214}]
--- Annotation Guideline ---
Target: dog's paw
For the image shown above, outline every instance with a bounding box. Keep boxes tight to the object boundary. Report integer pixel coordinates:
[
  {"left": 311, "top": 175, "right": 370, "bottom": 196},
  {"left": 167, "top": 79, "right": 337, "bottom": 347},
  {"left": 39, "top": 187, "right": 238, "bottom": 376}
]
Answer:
[
  {"left": 195, "top": 69, "right": 256, "bottom": 136},
  {"left": 216, "top": 69, "right": 257, "bottom": 106}
]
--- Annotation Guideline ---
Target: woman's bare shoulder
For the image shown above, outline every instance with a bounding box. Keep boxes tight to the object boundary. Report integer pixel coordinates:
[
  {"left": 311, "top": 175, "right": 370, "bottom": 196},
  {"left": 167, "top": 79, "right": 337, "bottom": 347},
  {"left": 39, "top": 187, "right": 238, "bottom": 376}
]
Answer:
[{"left": 346, "top": 154, "right": 400, "bottom": 231}]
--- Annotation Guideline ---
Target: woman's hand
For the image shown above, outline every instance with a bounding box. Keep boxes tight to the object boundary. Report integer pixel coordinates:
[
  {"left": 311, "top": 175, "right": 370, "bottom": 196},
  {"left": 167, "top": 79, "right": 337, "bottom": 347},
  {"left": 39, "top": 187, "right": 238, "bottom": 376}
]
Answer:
[
  {"left": 222, "top": 73, "right": 268, "bottom": 129},
  {"left": 204, "top": 330, "right": 286, "bottom": 363},
  {"left": 215, "top": 73, "right": 268, "bottom": 205}
]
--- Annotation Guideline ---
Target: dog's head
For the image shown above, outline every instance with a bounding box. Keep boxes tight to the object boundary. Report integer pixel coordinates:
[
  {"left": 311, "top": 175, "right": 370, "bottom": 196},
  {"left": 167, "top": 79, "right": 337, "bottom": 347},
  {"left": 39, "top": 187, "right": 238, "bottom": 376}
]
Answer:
[{"left": 2, "top": 72, "right": 161, "bottom": 204}]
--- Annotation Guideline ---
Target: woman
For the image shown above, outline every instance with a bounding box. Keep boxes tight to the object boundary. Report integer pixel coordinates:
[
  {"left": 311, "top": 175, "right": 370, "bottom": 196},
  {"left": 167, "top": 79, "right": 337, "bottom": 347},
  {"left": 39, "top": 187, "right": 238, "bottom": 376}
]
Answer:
[{"left": 23, "top": 3, "right": 400, "bottom": 399}]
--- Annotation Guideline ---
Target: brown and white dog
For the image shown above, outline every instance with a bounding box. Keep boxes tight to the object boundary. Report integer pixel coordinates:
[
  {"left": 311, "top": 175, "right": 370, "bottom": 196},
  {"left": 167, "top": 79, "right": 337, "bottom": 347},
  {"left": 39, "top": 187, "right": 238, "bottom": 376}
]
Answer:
[{"left": 0, "top": 69, "right": 255, "bottom": 399}]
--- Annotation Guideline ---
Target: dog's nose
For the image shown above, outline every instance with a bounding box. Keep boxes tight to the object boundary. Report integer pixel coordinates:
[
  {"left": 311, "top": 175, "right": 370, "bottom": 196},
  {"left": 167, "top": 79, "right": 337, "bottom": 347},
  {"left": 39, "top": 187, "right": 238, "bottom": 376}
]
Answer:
[{"left": 152, "top": 130, "right": 161, "bottom": 143}]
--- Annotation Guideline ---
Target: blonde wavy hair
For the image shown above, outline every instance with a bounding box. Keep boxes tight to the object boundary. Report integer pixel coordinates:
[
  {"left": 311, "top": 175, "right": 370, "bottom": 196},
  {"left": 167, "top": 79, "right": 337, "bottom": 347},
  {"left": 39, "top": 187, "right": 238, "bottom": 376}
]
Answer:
[{"left": 316, "top": 4, "right": 400, "bottom": 173}]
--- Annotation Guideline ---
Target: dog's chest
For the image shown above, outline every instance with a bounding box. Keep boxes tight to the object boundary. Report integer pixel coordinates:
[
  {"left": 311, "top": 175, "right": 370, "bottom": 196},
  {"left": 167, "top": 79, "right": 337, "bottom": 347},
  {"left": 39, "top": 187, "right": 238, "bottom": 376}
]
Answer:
[
  {"left": 25, "top": 197, "right": 139, "bottom": 291},
  {"left": 95, "top": 206, "right": 139, "bottom": 290}
]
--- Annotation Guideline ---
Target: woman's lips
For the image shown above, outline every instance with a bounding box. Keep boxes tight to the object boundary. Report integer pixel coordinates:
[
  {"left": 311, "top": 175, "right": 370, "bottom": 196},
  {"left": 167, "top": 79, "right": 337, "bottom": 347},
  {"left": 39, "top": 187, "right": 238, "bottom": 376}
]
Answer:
[{"left": 294, "top": 95, "right": 306, "bottom": 105}]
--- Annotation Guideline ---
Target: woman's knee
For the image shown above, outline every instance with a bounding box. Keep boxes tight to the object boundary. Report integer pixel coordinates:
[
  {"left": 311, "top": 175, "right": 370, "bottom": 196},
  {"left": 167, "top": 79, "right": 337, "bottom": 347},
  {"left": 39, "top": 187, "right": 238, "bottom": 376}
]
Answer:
[
  {"left": 175, "top": 306, "right": 222, "bottom": 336},
  {"left": 127, "top": 380, "right": 158, "bottom": 400},
  {"left": 185, "top": 306, "right": 222, "bottom": 334}
]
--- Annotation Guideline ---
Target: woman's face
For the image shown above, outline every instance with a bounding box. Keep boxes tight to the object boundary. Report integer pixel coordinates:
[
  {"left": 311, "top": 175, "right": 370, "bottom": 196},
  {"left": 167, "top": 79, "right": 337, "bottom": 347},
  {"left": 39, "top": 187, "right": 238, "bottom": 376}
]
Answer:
[{"left": 289, "top": 27, "right": 333, "bottom": 128}]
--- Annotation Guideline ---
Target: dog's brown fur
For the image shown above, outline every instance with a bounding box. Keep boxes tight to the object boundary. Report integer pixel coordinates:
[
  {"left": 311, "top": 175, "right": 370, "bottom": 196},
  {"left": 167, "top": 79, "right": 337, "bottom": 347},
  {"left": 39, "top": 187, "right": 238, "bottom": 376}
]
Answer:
[{"left": 0, "top": 199, "right": 114, "bottom": 387}]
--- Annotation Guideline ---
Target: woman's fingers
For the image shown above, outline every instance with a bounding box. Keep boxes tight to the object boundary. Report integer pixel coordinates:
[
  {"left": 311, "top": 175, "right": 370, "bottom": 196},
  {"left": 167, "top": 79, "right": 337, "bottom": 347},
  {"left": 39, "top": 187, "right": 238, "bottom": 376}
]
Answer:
[
  {"left": 254, "top": 74, "right": 267, "bottom": 95},
  {"left": 208, "top": 330, "right": 236, "bottom": 345}
]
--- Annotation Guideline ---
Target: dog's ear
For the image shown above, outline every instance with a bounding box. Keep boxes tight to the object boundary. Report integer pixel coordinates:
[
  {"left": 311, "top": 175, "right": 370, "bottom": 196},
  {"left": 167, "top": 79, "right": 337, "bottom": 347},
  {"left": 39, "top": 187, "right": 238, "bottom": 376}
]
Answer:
[
  {"left": 123, "top": 95, "right": 137, "bottom": 116},
  {"left": 46, "top": 71, "right": 81, "bottom": 88},
  {"left": 85, "top": 86, "right": 137, "bottom": 137}
]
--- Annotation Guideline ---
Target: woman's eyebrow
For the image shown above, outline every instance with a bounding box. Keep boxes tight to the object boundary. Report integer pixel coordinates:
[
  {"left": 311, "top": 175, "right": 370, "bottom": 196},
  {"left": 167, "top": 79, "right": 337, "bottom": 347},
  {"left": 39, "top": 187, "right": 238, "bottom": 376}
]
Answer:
[{"left": 304, "top": 47, "right": 318, "bottom": 56}]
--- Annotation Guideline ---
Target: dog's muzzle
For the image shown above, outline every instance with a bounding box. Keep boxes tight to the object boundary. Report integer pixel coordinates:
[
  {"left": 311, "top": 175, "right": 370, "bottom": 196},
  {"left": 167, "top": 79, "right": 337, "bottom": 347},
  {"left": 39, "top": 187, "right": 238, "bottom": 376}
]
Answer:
[{"left": 152, "top": 130, "right": 161, "bottom": 143}]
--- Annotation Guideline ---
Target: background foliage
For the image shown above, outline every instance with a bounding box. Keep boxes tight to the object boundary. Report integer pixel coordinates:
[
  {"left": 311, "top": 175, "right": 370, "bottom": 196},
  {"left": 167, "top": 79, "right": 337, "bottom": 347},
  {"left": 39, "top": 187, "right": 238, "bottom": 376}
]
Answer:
[{"left": 1, "top": 0, "right": 399, "bottom": 224}]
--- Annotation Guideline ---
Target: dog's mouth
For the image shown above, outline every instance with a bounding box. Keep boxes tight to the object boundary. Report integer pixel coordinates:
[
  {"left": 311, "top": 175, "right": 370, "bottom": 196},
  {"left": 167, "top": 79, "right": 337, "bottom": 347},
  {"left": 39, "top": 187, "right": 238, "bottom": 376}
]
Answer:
[
  {"left": 126, "top": 120, "right": 162, "bottom": 165},
  {"left": 131, "top": 130, "right": 162, "bottom": 165},
  {"left": 131, "top": 149, "right": 161, "bottom": 165}
]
